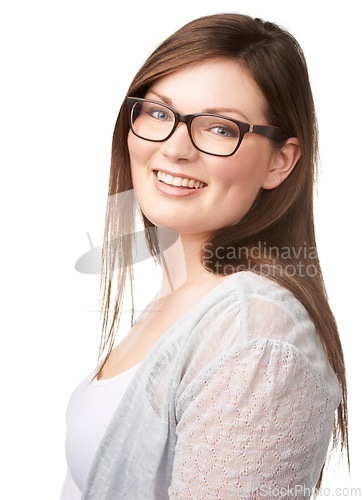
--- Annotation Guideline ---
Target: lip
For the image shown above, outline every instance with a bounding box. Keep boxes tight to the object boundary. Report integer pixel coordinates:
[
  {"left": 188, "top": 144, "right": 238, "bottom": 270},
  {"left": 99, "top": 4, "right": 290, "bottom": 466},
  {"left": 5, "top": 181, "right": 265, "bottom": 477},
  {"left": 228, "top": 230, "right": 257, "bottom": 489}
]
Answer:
[{"left": 152, "top": 170, "right": 207, "bottom": 197}]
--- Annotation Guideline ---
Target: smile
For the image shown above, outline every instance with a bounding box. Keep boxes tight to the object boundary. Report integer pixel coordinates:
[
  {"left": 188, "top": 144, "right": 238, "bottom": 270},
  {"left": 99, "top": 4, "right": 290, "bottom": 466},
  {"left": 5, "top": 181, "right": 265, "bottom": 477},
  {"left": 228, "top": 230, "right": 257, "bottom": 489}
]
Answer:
[{"left": 156, "top": 170, "right": 206, "bottom": 189}]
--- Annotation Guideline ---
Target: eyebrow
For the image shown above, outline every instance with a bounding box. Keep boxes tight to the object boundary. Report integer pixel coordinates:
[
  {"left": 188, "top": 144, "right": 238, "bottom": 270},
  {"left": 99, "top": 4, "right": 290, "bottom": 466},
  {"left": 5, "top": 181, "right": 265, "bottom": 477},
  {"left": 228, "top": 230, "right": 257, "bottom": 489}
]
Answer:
[{"left": 146, "top": 90, "right": 252, "bottom": 123}]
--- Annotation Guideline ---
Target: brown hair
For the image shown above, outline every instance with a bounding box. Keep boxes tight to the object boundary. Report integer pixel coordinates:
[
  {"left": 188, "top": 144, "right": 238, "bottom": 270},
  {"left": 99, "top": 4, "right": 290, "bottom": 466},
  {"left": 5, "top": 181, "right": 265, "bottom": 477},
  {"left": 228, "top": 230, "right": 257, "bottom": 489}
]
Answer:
[{"left": 99, "top": 13, "right": 348, "bottom": 484}]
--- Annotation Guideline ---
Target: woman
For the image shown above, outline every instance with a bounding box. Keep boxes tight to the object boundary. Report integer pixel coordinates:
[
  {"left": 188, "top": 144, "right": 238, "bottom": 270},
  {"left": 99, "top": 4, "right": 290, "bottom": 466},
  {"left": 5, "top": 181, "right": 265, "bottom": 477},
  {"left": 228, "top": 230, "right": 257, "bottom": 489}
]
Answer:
[{"left": 61, "top": 13, "right": 348, "bottom": 499}]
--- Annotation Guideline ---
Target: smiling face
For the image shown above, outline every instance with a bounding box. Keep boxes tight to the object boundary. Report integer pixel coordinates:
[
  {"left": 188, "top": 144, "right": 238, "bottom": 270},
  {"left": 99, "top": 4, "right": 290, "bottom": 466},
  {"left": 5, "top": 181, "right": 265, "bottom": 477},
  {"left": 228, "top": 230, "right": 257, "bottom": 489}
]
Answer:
[{"left": 128, "top": 58, "right": 290, "bottom": 239}]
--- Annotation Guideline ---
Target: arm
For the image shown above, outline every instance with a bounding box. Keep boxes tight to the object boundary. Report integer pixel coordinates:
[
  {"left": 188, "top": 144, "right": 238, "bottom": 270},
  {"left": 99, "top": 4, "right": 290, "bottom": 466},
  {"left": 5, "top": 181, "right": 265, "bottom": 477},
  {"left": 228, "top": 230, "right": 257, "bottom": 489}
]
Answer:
[{"left": 169, "top": 339, "right": 336, "bottom": 499}]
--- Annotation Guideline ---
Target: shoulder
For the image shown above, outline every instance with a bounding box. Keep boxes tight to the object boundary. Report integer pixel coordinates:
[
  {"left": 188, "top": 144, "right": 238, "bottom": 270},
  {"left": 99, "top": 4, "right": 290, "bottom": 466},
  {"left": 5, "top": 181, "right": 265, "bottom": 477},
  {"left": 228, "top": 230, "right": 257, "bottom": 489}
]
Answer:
[
  {"left": 236, "top": 271, "right": 313, "bottom": 336},
  {"left": 219, "top": 272, "right": 324, "bottom": 361},
  {"left": 206, "top": 270, "right": 313, "bottom": 341},
  {"left": 190, "top": 271, "right": 338, "bottom": 388},
  {"left": 207, "top": 270, "right": 308, "bottom": 313},
  {"left": 229, "top": 270, "right": 307, "bottom": 316}
]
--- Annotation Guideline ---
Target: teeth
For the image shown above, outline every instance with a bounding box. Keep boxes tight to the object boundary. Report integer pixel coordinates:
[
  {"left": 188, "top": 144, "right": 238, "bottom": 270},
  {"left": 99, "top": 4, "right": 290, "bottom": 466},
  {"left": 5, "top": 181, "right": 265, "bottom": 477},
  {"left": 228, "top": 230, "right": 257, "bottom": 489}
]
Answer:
[
  {"left": 157, "top": 170, "right": 204, "bottom": 189},
  {"left": 165, "top": 173, "right": 173, "bottom": 185}
]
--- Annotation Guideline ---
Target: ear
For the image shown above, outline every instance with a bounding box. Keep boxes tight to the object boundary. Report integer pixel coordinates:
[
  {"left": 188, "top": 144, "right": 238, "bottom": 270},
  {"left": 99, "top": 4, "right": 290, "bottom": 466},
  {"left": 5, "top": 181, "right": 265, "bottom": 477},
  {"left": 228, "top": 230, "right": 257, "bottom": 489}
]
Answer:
[{"left": 261, "top": 137, "right": 301, "bottom": 190}]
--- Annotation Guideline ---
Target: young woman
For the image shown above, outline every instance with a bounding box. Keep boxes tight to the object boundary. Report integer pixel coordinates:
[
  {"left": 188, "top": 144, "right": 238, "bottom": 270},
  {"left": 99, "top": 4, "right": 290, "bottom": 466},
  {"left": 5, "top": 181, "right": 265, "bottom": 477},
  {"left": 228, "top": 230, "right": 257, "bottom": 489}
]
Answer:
[{"left": 61, "top": 13, "right": 348, "bottom": 499}]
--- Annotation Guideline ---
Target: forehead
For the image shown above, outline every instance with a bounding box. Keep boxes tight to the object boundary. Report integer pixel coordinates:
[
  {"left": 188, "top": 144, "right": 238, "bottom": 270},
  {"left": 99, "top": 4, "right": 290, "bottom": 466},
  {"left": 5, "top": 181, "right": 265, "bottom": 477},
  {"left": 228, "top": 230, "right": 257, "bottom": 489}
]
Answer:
[{"left": 147, "top": 58, "right": 268, "bottom": 122}]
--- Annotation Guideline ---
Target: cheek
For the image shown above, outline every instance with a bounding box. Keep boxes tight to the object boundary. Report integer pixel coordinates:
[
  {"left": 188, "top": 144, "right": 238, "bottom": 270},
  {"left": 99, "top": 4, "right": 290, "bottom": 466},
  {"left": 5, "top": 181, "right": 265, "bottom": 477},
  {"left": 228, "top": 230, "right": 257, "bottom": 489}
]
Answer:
[
  {"left": 216, "top": 145, "right": 271, "bottom": 190},
  {"left": 210, "top": 143, "right": 274, "bottom": 224},
  {"left": 128, "top": 131, "right": 144, "bottom": 168},
  {"left": 127, "top": 133, "right": 158, "bottom": 222},
  {"left": 128, "top": 132, "right": 155, "bottom": 184}
]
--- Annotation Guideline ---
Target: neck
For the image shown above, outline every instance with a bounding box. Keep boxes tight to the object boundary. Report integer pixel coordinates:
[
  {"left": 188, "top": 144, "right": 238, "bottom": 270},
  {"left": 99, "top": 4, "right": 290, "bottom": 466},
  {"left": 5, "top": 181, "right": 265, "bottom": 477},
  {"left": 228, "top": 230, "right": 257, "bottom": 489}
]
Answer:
[{"left": 157, "top": 228, "right": 212, "bottom": 297}]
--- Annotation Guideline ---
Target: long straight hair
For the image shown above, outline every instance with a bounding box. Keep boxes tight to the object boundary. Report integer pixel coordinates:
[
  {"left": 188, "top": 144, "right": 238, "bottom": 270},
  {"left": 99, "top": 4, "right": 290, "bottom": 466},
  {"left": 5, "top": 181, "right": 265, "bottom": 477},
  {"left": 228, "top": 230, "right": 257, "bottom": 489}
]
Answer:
[{"left": 98, "top": 13, "right": 348, "bottom": 484}]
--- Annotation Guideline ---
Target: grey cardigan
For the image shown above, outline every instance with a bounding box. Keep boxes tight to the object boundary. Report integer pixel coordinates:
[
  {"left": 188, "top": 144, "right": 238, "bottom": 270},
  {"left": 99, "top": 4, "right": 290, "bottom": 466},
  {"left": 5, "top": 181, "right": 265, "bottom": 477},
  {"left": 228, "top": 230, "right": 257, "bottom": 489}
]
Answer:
[{"left": 82, "top": 271, "right": 341, "bottom": 499}]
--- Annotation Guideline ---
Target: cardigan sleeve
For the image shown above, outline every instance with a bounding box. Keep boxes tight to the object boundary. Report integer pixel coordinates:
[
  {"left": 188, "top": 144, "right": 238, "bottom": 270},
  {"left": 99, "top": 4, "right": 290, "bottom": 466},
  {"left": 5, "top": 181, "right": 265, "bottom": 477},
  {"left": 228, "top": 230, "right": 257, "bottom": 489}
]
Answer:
[{"left": 169, "top": 339, "right": 337, "bottom": 499}]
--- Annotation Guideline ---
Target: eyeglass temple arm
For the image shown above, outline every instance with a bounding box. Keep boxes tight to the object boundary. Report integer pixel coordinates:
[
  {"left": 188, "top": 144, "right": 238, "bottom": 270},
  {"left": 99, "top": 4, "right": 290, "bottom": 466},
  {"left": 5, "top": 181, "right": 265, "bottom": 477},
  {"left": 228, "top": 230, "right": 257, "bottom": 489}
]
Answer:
[{"left": 249, "top": 124, "right": 288, "bottom": 141}]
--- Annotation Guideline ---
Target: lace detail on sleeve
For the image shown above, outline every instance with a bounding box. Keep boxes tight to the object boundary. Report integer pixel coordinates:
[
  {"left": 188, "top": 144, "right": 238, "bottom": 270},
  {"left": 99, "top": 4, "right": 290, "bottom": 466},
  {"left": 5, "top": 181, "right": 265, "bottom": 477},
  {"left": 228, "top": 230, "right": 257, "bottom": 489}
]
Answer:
[{"left": 170, "top": 339, "right": 336, "bottom": 499}]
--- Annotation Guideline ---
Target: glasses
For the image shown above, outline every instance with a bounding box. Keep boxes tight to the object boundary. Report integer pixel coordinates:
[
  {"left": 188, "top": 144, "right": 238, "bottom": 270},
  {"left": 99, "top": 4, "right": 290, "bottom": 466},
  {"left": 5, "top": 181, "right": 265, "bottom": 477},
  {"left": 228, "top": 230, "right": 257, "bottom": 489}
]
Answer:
[{"left": 126, "top": 97, "right": 288, "bottom": 157}]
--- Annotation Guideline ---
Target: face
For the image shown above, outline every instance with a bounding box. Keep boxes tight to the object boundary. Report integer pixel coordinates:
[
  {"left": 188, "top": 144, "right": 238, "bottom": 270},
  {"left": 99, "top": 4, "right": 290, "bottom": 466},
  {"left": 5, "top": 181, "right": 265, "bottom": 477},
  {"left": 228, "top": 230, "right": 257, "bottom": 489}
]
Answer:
[{"left": 128, "top": 59, "right": 282, "bottom": 239}]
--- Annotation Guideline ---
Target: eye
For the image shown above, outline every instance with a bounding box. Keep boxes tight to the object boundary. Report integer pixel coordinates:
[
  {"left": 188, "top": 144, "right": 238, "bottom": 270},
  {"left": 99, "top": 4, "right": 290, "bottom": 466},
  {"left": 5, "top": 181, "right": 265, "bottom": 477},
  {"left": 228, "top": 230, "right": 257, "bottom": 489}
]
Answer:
[
  {"left": 209, "top": 124, "right": 239, "bottom": 138},
  {"left": 148, "top": 108, "right": 172, "bottom": 121}
]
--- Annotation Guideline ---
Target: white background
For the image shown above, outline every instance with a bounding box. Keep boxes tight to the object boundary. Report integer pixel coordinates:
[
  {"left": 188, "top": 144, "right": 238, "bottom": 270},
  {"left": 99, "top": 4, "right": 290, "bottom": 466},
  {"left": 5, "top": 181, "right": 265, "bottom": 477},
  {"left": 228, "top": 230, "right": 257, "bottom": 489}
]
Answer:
[{"left": 1, "top": 0, "right": 361, "bottom": 498}]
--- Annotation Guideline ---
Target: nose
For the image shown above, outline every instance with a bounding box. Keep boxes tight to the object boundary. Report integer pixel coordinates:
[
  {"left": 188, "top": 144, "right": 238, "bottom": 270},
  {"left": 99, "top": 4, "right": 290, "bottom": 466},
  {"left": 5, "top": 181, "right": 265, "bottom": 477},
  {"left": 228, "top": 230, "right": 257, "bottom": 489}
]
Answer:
[{"left": 159, "top": 122, "right": 198, "bottom": 162}]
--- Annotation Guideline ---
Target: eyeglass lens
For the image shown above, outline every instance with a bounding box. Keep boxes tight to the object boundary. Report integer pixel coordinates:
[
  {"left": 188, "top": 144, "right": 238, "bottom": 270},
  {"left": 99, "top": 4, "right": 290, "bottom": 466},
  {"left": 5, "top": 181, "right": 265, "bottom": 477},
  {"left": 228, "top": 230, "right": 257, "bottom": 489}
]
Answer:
[{"left": 130, "top": 100, "right": 241, "bottom": 156}]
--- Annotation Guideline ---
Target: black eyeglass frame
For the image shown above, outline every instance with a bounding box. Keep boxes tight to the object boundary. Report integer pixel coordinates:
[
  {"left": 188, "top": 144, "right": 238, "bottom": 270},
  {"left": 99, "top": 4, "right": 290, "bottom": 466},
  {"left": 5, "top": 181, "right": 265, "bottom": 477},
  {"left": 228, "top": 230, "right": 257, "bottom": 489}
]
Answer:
[{"left": 126, "top": 97, "right": 289, "bottom": 157}]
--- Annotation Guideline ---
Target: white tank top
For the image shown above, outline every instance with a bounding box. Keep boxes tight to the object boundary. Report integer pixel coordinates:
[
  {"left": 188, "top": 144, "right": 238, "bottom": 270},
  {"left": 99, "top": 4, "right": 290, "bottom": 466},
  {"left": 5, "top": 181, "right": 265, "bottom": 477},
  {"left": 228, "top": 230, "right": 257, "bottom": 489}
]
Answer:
[{"left": 60, "top": 363, "right": 141, "bottom": 497}]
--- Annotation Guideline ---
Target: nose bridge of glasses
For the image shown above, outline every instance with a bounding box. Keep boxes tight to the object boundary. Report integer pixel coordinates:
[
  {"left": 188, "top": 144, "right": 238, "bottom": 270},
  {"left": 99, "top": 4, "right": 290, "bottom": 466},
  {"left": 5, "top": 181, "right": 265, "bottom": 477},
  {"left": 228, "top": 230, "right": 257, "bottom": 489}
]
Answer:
[{"left": 170, "top": 110, "right": 195, "bottom": 141}]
